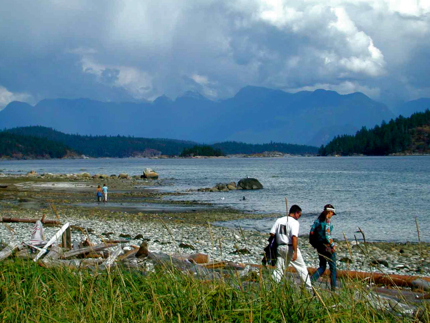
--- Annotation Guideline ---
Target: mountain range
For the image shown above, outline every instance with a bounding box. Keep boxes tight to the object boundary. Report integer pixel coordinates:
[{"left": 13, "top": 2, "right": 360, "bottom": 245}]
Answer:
[{"left": 1, "top": 86, "right": 428, "bottom": 146}]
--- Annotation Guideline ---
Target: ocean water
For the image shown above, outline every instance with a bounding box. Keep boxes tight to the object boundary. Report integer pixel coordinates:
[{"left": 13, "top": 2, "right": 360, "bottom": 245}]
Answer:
[{"left": 1, "top": 156, "right": 429, "bottom": 242}]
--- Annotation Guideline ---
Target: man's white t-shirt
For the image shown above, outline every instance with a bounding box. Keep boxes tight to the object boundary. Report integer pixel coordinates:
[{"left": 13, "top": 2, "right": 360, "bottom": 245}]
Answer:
[{"left": 270, "top": 216, "right": 300, "bottom": 245}]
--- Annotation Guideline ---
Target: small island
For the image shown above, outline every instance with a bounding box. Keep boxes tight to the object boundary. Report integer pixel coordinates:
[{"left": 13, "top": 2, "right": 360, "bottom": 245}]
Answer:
[{"left": 179, "top": 145, "right": 225, "bottom": 157}]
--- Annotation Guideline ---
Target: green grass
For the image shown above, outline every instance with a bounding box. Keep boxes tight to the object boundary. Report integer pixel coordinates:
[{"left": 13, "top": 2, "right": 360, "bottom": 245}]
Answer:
[{"left": 1, "top": 260, "right": 428, "bottom": 322}]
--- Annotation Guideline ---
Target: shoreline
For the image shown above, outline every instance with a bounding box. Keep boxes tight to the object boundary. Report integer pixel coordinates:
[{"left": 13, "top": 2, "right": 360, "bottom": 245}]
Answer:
[
  {"left": 0, "top": 174, "right": 429, "bottom": 277},
  {"left": 2, "top": 153, "right": 430, "bottom": 162}
]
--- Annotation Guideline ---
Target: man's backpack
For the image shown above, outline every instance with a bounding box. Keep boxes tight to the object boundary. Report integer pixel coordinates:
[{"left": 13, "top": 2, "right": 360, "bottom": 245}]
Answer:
[
  {"left": 309, "top": 222, "right": 325, "bottom": 248},
  {"left": 262, "top": 235, "right": 278, "bottom": 266}
]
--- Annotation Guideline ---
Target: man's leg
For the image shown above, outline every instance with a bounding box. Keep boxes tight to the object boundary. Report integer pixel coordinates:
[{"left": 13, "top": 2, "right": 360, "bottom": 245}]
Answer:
[
  {"left": 272, "top": 245, "right": 287, "bottom": 283},
  {"left": 290, "top": 248, "right": 312, "bottom": 289}
]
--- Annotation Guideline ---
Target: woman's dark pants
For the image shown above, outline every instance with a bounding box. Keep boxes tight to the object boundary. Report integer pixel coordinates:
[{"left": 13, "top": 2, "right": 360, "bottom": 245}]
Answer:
[{"left": 311, "top": 247, "right": 337, "bottom": 290}]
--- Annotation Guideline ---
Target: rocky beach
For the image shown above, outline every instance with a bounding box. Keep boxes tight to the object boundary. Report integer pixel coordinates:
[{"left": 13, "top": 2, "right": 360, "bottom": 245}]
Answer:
[{"left": 1, "top": 171, "right": 429, "bottom": 277}]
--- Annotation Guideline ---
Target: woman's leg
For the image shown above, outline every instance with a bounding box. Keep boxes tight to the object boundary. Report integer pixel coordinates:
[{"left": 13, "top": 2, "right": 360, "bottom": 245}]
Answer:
[
  {"left": 328, "top": 252, "right": 337, "bottom": 290},
  {"left": 311, "top": 248, "right": 327, "bottom": 282}
]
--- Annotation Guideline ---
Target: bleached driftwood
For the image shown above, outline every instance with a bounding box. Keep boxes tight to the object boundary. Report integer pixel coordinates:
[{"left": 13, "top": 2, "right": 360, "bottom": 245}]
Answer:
[
  {"left": 117, "top": 248, "right": 139, "bottom": 261},
  {"left": 61, "top": 243, "right": 117, "bottom": 259},
  {"left": 104, "top": 246, "right": 123, "bottom": 268},
  {"left": 34, "top": 223, "right": 70, "bottom": 262},
  {"left": 44, "top": 245, "right": 64, "bottom": 261},
  {"left": 0, "top": 241, "right": 20, "bottom": 261}
]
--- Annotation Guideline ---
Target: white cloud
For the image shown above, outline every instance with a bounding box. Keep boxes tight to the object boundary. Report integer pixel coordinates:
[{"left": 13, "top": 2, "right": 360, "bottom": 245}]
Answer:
[
  {"left": 285, "top": 81, "right": 381, "bottom": 99},
  {"left": 0, "top": 86, "right": 33, "bottom": 110},
  {"left": 0, "top": 0, "right": 430, "bottom": 105}
]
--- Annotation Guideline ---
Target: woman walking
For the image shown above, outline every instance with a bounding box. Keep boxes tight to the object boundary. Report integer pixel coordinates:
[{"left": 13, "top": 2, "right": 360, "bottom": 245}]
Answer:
[{"left": 310, "top": 204, "right": 337, "bottom": 291}]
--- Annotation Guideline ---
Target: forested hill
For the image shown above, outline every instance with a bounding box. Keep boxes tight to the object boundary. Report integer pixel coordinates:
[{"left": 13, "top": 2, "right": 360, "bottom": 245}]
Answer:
[
  {"left": 4, "top": 126, "right": 318, "bottom": 157},
  {"left": 0, "top": 132, "right": 77, "bottom": 159},
  {"left": 4, "top": 126, "right": 197, "bottom": 157},
  {"left": 319, "top": 110, "right": 430, "bottom": 156}
]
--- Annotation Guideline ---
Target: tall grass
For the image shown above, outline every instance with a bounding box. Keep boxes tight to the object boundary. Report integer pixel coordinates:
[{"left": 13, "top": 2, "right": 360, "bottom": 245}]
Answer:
[{"left": 1, "top": 259, "right": 427, "bottom": 322}]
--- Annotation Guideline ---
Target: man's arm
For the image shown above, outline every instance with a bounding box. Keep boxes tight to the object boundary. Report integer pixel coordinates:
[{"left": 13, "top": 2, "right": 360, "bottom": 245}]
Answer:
[{"left": 291, "top": 235, "right": 298, "bottom": 261}]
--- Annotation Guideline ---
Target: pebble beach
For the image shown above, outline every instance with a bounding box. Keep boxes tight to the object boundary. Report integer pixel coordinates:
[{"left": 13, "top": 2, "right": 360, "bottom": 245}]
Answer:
[{"left": 1, "top": 172, "right": 429, "bottom": 277}]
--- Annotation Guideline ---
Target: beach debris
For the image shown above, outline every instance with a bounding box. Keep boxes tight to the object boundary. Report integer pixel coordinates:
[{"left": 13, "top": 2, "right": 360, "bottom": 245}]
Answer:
[
  {"left": 62, "top": 227, "right": 72, "bottom": 249},
  {"left": 1, "top": 217, "right": 60, "bottom": 225},
  {"left": 411, "top": 278, "right": 430, "bottom": 292},
  {"left": 44, "top": 245, "right": 64, "bottom": 261},
  {"left": 104, "top": 245, "right": 123, "bottom": 268},
  {"left": 117, "top": 247, "right": 139, "bottom": 261},
  {"left": 62, "top": 243, "right": 117, "bottom": 259},
  {"left": 0, "top": 241, "right": 20, "bottom": 261},
  {"left": 29, "top": 220, "right": 46, "bottom": 246},
  {"left": 34, "top": 223, "right": 70, "bottom": 262}
]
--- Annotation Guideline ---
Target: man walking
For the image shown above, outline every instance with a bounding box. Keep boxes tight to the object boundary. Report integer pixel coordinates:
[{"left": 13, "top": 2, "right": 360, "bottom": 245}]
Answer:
[
  {"left": 270, "top": 204, "right": 312, "bottom": 290},
  {"left": 102, "top": 184, "right": 108, "bottom": 203}
]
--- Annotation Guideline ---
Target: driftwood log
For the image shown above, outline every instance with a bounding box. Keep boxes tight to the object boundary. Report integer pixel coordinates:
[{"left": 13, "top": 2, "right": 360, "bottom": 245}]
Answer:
[
  {"left": 1, "top": 217, "right": 60, "bottom": 225},
  {"left": 61, "top": 243, "right": 117, "bottom": 259},
  {"left": 0, "top": 241, "right": 20, "bottom": 261}
]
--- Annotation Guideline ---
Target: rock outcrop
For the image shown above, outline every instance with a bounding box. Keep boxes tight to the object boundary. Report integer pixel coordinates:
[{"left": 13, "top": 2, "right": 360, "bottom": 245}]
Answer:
[
  {"left": 198, "top": 178, "right": 263, "bottom": 192},
  {"left": 142, "top": 168, "right": 159, "bottom": 179},
  {"left": 237, "top": 178, "right": 263, "bottom": 190}
]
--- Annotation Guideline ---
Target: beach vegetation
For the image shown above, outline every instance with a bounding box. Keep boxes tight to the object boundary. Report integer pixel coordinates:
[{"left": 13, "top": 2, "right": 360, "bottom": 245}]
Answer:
[{"left": 1, "top": 259, "right": 426, "bottom": 322}]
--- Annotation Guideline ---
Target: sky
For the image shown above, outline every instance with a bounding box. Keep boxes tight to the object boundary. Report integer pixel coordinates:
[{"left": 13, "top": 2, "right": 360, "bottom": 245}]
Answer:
[{"left": 1, "top": 0, "right": 430, "bottom": 109}]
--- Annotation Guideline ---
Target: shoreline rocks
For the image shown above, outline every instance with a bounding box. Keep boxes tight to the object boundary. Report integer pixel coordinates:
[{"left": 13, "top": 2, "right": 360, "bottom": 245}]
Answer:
[
  {"left": 142, "top": 168, "right": 159, "bottom": 179},
  {"left": 198, "top": 178, "right": 263, "bottom": 192}
]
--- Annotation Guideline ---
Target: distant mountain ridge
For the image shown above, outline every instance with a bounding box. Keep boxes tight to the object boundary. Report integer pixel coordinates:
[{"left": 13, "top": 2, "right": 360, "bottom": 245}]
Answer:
[{"left": 0, "top": 86, "right": 396, "bottom": 145}]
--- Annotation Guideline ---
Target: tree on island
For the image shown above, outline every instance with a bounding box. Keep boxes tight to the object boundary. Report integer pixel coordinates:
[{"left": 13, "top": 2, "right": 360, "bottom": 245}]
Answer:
[
  {"left": 180, "top": 145, "right": 225, "bottom": 157},
  {"left": 319, "top": 109, "right": 430, "bottom": 156}
]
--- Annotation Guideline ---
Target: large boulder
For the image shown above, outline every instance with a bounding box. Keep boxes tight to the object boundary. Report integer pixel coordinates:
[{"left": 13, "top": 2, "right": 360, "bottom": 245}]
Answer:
[
  {"left": 237, "top": 178, "right": 263, "bottom": 190},
  {"left": 142, "top": 168, "right": 159, "bottom": 179},
  {"left": 227, "top": 182, "right": 237, "bottom": 190},
  {"left": 118, "top": 173, "right": 130, "bottom": 179}
]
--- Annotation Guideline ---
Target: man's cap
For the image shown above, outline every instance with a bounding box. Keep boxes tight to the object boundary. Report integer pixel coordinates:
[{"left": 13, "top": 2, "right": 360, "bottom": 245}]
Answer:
[{"left": 324, "top": 204, "right": 336, "bottom": 215}]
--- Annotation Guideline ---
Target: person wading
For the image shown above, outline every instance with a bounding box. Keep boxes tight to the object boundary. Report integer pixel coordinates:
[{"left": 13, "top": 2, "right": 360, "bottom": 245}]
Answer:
[
  {"left": 309, "top": 204, "right": 337, "bottom": 291},
  {"left": 270, "top": 204, "right": 312, "bottom": 291}
]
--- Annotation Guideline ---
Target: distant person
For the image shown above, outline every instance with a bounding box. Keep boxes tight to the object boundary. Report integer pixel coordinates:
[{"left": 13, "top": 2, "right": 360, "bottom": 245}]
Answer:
[
  {"left": 102, "top": 183, "right": 108, "bottom": 202},
  {"left": 96, "top": 185, "right": 103, "bottom": 203},
  {"left": 309, "top": 204, "right": 337, "bottom": 291},
  {"left": 270, "top": 204, "right": 312, "bottom": 291}
]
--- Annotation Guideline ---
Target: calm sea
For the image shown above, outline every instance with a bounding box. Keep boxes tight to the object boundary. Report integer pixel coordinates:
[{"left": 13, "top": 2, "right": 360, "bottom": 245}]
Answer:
[{"left": 1, "top": 156, "right": 429, "bottom": 242}]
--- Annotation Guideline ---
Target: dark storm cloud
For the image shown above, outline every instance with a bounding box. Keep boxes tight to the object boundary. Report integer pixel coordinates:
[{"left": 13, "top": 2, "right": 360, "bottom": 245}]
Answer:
[{"left": 1, "top": 0, "right": 430, "bottom": 108}]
